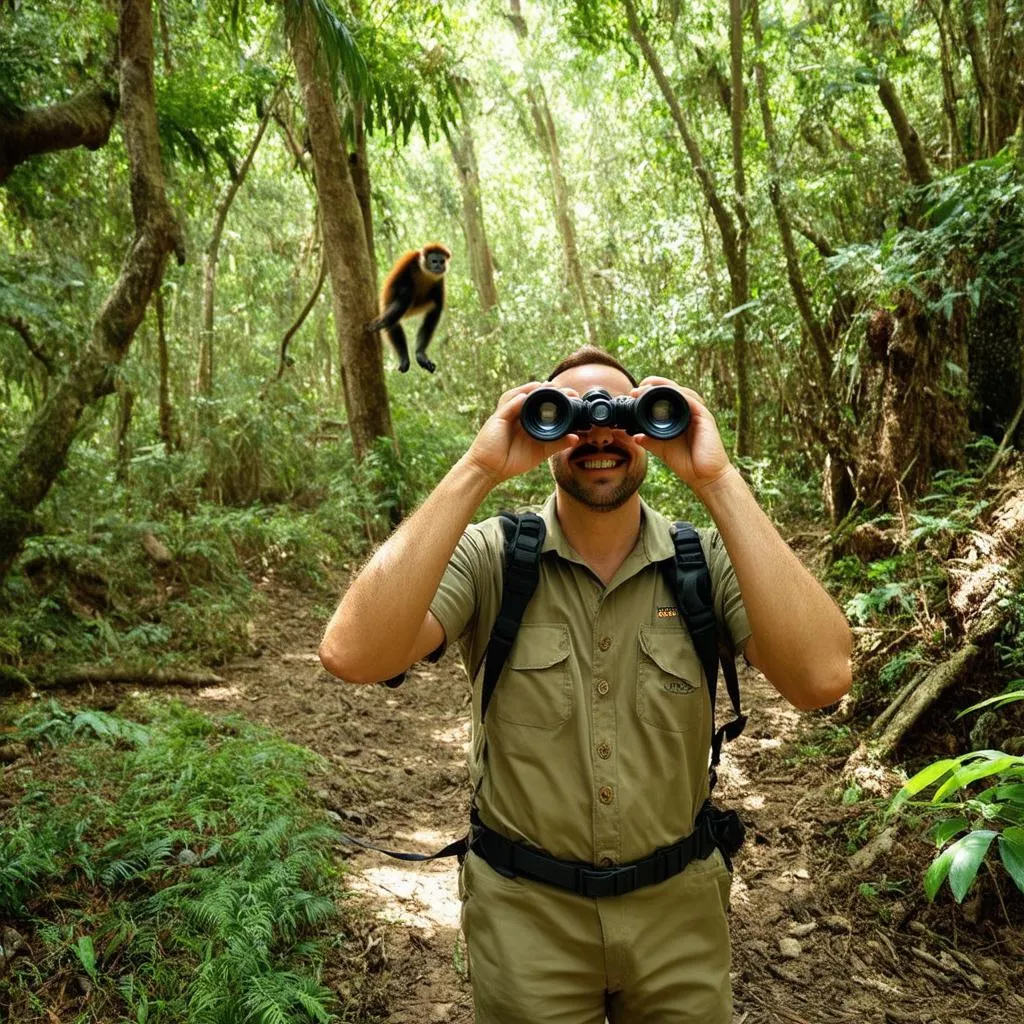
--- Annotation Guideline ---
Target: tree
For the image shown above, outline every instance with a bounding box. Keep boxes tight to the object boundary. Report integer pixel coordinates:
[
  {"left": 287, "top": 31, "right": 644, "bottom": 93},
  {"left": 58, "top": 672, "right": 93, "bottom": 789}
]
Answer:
[
  {"left": 509, "top": 0, "right": 597, "bottom": 343},
  {"left": 621, "top": 0, "right": 754, "bottom": 456},
  {"left": 0, "top": 0, "right": 184, "bottom": 581},
  {"left": 286, "top": 0, "right": 393, "bottom": 466},
  {"left": 449, "top": 84, "right": 499, "bottom": 313}
]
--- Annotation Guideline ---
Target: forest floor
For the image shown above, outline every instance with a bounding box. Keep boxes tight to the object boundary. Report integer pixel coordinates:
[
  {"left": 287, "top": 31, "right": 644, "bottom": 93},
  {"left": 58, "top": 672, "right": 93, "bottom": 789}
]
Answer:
[{"left": 74, "top": 574, "right": 1024, "bottom": 1024}]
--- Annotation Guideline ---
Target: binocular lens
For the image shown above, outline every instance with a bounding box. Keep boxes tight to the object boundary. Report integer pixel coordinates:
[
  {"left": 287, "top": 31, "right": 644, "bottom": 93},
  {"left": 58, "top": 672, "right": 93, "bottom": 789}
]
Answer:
[
  {"left": 520, "top": 389, "right": 575, "bottom": 441},
  {"left": 536, "top": 401, "right": 560, "bottom": 425},
  {"left": 520, "top": 384, "right": 690, "bottom": 441},
  {"left": 634, "top": 386, "right": 690, "bottom": 439},
  {"left": 649, "top": 399, "right": 673, "bottom": 423}
]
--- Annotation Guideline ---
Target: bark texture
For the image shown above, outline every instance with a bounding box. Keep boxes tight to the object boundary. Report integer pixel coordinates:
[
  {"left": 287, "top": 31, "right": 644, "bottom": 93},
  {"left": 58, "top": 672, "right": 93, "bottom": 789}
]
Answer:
[
  {"left": 0, "top": 0, "right": 184, "bottom": 582},
  {"left": 0, "top": 85, "right": 119, "bottom": 183},
  {"left": 288, "top": 2, "right": 393, "bottom": 464}
]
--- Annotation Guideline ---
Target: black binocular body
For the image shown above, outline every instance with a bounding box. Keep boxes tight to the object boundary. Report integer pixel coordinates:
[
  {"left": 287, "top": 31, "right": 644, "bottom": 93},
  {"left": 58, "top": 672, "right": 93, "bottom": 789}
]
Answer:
[{"left": 520, "top": 386, "right": 691, "bottom": 442}]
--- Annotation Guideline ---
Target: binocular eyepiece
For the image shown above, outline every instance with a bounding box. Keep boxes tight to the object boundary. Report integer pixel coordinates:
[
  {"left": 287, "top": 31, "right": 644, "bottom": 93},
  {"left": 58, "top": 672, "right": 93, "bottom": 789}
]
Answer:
[{"left": 520, "top": 386, "right": 690, "bottom": 442}]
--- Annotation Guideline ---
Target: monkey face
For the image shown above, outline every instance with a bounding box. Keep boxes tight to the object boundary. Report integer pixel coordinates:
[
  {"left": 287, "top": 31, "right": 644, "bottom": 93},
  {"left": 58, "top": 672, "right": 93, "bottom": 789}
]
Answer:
[{"left": 422, "top": 249, "right": 449, "bottom": 276}]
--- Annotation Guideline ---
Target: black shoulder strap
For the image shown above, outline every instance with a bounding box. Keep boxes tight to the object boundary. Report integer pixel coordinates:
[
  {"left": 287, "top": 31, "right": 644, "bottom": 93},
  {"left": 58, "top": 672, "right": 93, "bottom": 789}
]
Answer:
[
  {"left": 480, "top": 511, "right": 546, "bottom": 723},
  {"left": 663, "top": 523, "right": 747, "bottom": 790}
]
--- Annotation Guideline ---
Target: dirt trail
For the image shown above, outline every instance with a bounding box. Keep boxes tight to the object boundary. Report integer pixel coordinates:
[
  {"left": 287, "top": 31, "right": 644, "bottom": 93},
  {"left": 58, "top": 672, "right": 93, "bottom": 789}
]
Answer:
[{"left": 174, "top": 580, "right": 1022, "bottom": 1024}]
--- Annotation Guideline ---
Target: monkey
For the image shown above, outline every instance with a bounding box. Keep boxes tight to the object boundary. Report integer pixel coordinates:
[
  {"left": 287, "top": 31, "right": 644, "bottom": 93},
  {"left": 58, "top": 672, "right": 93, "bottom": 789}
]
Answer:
[{"left": 368, "top": 243, "right": 451, "bottom": 373}]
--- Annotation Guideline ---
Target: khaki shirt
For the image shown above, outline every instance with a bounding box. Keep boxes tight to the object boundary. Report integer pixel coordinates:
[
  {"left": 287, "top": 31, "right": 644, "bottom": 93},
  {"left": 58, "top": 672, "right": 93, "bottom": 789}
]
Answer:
[{"left": 430, "top": 493, "right": 751, "bottom": 866}]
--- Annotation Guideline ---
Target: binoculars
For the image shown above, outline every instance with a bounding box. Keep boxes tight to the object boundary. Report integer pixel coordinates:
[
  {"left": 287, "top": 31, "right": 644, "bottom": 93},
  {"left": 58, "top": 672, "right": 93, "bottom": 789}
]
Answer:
[{"left": 520, "top": 386, "right": 691, "bottom": 442}]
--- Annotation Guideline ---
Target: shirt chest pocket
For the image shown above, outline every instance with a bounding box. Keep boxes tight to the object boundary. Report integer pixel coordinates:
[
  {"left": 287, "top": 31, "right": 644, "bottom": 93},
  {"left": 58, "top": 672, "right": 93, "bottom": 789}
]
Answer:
[
  {"left": 636, "top": 625, "right": 707, "bottom": 735},
  {"left": 491, "top": 623, "right": 573, "bottom": 729}
]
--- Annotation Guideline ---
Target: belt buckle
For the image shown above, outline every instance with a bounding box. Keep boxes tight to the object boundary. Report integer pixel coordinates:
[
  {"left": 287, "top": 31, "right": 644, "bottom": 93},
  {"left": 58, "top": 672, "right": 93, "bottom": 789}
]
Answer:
[{"left": 580, "top": 863, "right": 637, "bottom": 898}]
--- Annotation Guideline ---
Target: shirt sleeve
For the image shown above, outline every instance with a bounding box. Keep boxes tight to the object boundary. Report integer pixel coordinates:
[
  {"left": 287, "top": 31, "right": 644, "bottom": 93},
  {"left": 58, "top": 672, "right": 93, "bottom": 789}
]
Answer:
[
  {"left": 701, "top": 527, "right": 752, "bottom": 655},
  {"left": 428, "top": 521, "right": 498, "bottom": 656}
]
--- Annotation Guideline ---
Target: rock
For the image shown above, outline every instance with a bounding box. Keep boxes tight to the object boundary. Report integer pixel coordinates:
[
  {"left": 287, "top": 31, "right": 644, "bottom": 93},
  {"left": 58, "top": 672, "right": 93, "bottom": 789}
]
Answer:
[
  {"left": 778, "top": 937, "right": 803, "bottom": 959},
  {"left": 0, "top": 926, "right": 27, "bottom": 963},
  {"left": 822, "top": 914, "right": 853, "bottom": 932},
  {"left": 788, "top": 921, "right": 817, "bottom": 938},
  {"left": 141, "top": 531, "right": 174, "bottom": 565},
  {"left": 849, "top": 826, "right": 896, "bottom": 871},
  {"left": 0, "top": 743, "right": 29, "bottom": 764}
]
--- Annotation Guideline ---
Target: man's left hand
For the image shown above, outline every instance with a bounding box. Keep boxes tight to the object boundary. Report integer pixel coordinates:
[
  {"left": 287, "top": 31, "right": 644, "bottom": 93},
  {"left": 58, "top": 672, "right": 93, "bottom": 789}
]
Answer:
[{"left": 630, "top": 377, "right": 734, "bottom": 495}]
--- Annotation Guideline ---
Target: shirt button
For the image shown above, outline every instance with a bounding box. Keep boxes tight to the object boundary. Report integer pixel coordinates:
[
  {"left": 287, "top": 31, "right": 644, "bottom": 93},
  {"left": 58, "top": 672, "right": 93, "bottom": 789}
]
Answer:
[
  {"left": 598, "top": 786, "right": 614, "bottom": 804},
  {"left": 598, "top": 636, "right": 612, "bottom": 652},
  {"left": 597, "top": 742, "right": 611, "bottom": 759},
  {"left": 596, "top": 679, "right": 610, "bottom": 696}
]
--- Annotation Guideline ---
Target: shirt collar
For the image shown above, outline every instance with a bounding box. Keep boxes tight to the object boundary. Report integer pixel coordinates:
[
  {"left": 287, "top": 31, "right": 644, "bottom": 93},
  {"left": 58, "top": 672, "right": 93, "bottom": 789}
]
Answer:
[{"left": 538, "top": 492, "right": 676, "bottom": 567}]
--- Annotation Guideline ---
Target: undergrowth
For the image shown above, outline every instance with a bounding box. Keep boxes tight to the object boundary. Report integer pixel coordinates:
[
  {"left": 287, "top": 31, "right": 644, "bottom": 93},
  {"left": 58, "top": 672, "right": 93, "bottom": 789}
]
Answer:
[{"left": 0, "top": 698, "right": 382, "bottom": 1024}]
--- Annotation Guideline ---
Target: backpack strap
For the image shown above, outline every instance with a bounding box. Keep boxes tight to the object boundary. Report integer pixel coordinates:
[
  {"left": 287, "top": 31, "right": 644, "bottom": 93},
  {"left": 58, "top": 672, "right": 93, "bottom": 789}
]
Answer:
[
  {"left": 480, "top": 511, "right": 546, "bottom": 723},
  {"left": 662, "top": 523, "right": 747, "bottom": 790}
]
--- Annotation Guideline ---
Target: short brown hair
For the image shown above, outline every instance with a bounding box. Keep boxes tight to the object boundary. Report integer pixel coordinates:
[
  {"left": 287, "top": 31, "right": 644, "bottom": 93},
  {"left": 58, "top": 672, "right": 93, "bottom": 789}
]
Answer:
[{"left": 546, "top": 345, "right": 638, "bottom": 387}]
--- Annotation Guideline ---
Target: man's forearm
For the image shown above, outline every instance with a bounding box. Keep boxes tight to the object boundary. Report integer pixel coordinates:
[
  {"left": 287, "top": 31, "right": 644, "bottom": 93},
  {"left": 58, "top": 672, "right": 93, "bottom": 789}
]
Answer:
[
  {"left": 698, "top": 468, "right": 852, "bottom": 709},
  {"left": 320, "top": 455, "right": 495, "bottom": 681}
]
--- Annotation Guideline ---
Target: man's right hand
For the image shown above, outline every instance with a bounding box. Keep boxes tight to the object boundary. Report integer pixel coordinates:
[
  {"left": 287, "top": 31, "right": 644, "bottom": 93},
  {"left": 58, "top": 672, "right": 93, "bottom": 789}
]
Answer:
[{"left": 462, "top": 382, "right": 580, "bottom": 485}]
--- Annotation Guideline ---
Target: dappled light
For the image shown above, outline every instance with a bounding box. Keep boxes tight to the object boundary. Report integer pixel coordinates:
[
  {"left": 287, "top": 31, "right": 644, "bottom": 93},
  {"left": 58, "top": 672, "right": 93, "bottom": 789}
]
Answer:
[{"left": 3, "top": 0, "right": 1024, "bottom": 1022}]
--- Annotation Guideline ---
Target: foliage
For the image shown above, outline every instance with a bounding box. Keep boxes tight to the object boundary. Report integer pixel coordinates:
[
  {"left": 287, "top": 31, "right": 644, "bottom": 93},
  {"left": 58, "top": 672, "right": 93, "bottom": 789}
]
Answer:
[
  {"left": 0, "top": 698, "right": 368, "bottom": 1023},
  {"left": 890, "top": 682, "right": 1024, "bottom": 904}
]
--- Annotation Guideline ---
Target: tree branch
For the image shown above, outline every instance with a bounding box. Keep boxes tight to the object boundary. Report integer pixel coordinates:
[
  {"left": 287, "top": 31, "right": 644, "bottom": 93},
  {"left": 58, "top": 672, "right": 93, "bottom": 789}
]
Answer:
[
  {"left": 2, "top": 316, "right": 55, "bottom": 375},
  {"left": 0, "top": 85, "right": 120, "bottom": 183}
]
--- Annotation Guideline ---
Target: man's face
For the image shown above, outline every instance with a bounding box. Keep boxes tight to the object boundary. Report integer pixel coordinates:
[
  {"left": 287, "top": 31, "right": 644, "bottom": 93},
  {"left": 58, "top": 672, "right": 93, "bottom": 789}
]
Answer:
[{"left": 547, "top": 363, "right": 648, "bottom": 511}]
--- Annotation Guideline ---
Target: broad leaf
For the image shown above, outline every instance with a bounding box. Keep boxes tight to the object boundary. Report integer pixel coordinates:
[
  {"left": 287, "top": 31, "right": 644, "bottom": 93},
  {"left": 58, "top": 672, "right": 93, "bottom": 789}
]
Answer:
[
  {"left": 930, "top": 817, "right": 969, "bottom": 847},
  {"left": 891, "top": 758, "right": 957, "bottom": 811},
  {"left": 926, "top": 830, "right": 997, "bottom": 902},
  {"left": 998, "top": 832, "right": 1024, "bottom": 895},
  {"left": 956, "top": 689, "right": 1024, "bottom": 718},
  {"left": 933, "top": 755, "right": 1024, "bottom": 802}
]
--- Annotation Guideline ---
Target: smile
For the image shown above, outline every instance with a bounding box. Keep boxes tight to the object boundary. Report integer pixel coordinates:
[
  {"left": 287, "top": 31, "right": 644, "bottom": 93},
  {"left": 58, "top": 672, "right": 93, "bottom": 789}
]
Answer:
[{"left": 578, "top": 458, "right": 622, "bottom": 469}]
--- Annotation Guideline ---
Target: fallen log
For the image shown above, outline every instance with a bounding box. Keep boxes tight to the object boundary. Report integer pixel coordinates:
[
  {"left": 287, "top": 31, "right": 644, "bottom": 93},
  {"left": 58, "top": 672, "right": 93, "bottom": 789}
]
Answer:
[
  {"left": 844, "top": 474, "right": 1024, "bottom": 777},
  {"left": 34, "top": 666, "right": 225, "bottom": 690}
]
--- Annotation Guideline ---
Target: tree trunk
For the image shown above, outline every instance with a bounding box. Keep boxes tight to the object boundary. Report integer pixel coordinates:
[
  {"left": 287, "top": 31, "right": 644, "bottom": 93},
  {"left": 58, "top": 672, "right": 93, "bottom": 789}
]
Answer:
[
  {"left": 509, "top": 0, "right": 596, "bottom": 342},
  {"left": 727, "top": 0, "right": 752, "bottom": 456},
  {"left": 624, "top": 0, "right": 752, "bottom": 455},
  {"left": 450, "top": 95, "right": 499, "bottom": 313},
  {"left": 0, "top": 85, "right": 119, "bottom": 183},
  {"left": 348, "top": 100, "right": 377, "bottom": 276},
  {"left": 287, "top": 2, "right": 394, "bottom": 465},
  {"left": 932, "top": 0, "right": 965, "bottom": 167},
  {"left": 155, "top": 287, "right": 178, "bottom": 450},
  {"left": 854, "top": 300, "right": 970, "bottom": 508},
  {"left": 0, "top": 0, "right": 184, "bottom": 582},
  {"left": 877, "top": 76, "right": 932, "bottom": 187},
  {"left": 197, "top": 95, "right": 278, "bottom": 396}
]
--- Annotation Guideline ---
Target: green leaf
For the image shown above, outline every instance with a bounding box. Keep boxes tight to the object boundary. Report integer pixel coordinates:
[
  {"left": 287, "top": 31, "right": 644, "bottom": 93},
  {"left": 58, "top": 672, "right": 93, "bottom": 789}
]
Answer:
[
  {"left": 933, "top": 755, "right": 1024, "bottom": 802},
  {"left": 935, "top": 830, "right": 997, "bottom": 902},
  {"left": 75, "top": 934, "right": 98, "bottom": 980},
  {"left": 998, "top": 832, "right": 1024, "bottom": 895},
  {"left": 891, "top": 758, "right": 957, "bottom": 811},
  {"left": 956, "top": 689, "right": 1024, "bottom": 718},
  {"left": 930, "top": 817, "right": 969, "bottom": 847}
]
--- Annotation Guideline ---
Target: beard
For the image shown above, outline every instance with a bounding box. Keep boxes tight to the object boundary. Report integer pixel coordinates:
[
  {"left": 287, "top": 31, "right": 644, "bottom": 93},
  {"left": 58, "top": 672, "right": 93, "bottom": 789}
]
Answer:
[{"left": 550, "top": 444, "right": 648, "bottom": 511}]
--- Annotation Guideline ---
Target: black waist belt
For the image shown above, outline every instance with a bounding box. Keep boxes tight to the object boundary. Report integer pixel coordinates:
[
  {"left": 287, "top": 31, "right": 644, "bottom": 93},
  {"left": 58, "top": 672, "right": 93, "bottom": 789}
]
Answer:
[{"left": 469, "top": 812, "right": 716, "bottom": 899}]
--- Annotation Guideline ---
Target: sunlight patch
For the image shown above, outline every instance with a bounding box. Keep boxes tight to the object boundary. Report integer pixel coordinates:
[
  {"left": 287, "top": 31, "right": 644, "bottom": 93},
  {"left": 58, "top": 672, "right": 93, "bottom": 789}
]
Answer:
[
  {"left": 197, "top": 685, "right": 242, "bottom": 701},
  {"left": 432, "top": 720, "right": 470, "bottom": 750},
  {"left": 349, "top": 863, "right": 461, "bottom": 934}
]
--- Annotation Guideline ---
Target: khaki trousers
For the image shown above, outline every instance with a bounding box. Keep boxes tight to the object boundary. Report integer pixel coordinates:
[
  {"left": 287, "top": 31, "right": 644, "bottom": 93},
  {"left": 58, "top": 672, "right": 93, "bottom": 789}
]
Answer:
[{"left": 459, "top": 849, "right": 733, "bottom": 1023}]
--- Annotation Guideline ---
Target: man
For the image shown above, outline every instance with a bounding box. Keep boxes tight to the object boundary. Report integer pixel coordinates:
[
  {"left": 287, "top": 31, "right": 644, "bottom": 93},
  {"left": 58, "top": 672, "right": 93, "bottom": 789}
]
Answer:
[{"left": 320, "top": 345, "right": 852, "bottom": 1023}]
